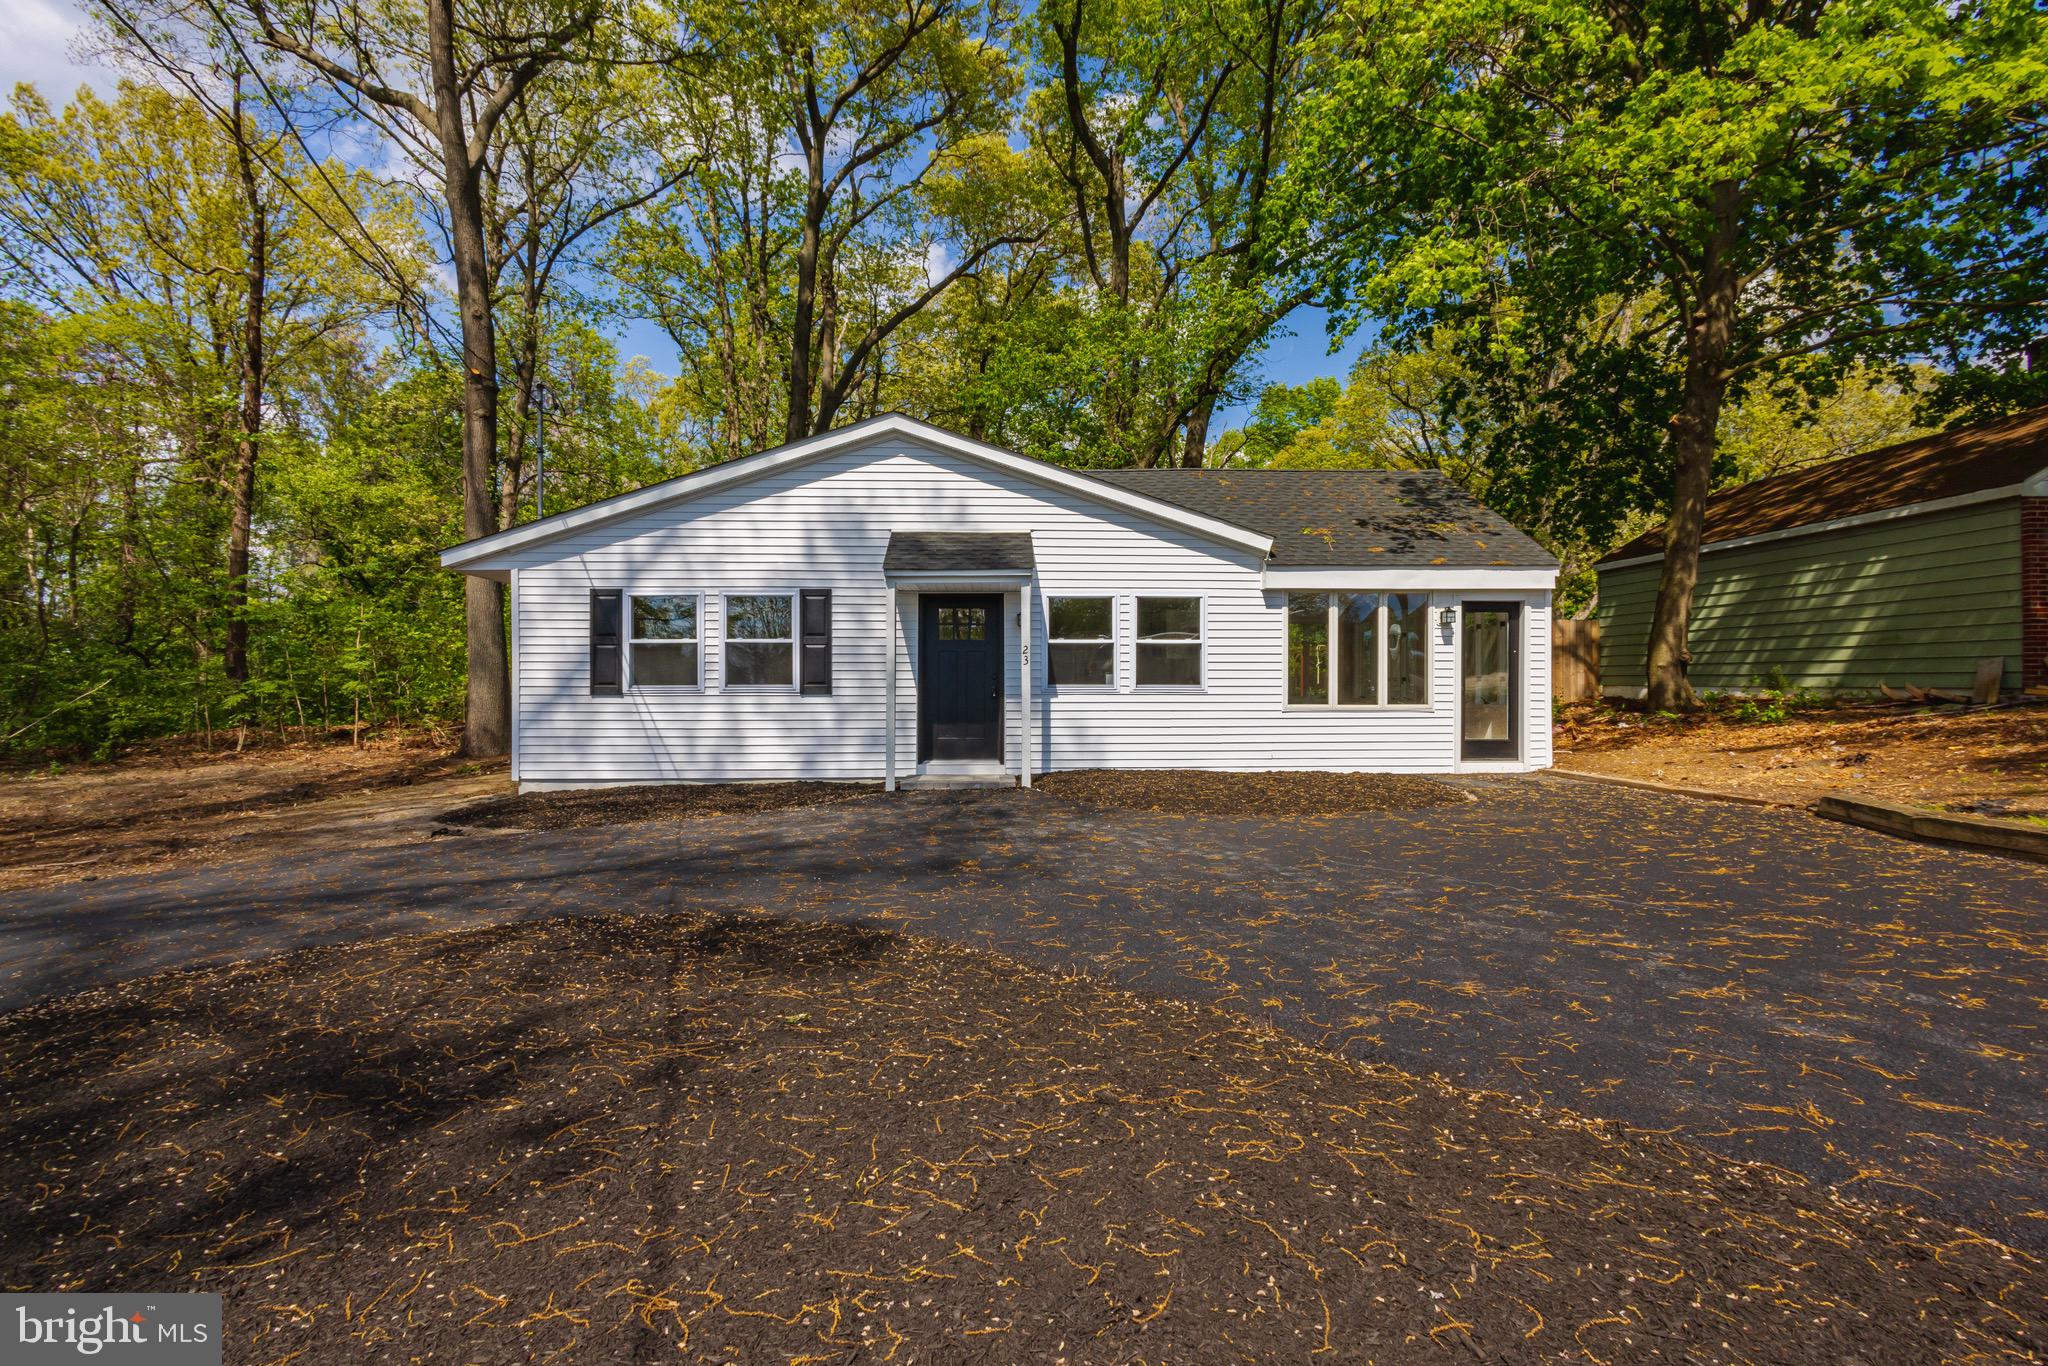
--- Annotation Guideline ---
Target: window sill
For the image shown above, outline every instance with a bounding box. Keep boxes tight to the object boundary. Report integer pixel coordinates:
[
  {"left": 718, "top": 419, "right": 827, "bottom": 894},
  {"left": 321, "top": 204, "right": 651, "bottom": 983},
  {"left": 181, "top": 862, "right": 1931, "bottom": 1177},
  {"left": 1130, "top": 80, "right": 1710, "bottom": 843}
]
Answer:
[
  {"left": 722, "top": 684, "right": 800, "bottom": 694},
  {"left": 1045, "top": 684, "right": 1117, "bottom": 695},
  {"left": 632, "top": 685, "right": 706, "bottom": 694}
]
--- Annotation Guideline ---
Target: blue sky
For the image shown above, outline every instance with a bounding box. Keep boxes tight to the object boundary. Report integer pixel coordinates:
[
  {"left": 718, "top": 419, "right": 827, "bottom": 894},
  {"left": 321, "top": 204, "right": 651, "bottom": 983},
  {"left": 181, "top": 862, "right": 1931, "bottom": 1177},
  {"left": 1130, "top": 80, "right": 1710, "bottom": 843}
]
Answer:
[{"left": 5, "top": 0, "right": 1370, "bottom": 435}]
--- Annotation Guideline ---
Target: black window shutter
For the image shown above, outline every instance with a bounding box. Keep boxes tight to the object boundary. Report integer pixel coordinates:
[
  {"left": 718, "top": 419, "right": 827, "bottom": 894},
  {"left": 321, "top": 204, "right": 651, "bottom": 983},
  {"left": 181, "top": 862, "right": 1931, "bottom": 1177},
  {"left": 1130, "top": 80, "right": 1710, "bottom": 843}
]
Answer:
[
  {"left": 590, "top": 589, "right": 623, "bottom": 696},
  {"left": 800, "top": 589, "right": 832, "bottom": 695}
]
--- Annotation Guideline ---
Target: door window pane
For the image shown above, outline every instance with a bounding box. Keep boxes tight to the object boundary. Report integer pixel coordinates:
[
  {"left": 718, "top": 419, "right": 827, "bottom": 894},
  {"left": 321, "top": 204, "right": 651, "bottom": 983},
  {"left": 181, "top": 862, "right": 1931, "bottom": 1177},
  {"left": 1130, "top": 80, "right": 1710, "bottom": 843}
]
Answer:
[
  {"left": 1336, "top": 592, "right": 1380, "bottom": 705},
  {"left": 1386, "top": 594, "right": 1430, "bottom": 704},
  {"left": 1462, "top": 609, "right": 1512, "bottom": 742},
  {"left": 1287, "top": 593, "right": 1330, "bottom": 704},
  {"left": 938, "top": 606, "right": 987, "bottom": 641}
]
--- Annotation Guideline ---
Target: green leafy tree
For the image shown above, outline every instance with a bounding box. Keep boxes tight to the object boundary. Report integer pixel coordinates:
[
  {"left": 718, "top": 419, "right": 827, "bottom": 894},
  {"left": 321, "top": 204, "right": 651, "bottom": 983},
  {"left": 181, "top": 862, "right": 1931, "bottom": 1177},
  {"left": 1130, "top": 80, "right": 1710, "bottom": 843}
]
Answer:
[
  {"left": 0, "top": 81, "right": 401, "bottom": 743},
  {"left": 1244, "top": 345, "right": 1614, "bottom": 606},
  {"left": 1718, "top": 363, "right": 1936, "bottom": 483},
  {"left": 204, "top": 0, "right": 610, "bottom": 755},
  {"left": 1304, "top": 0, "right": 2048, "bottom": 707},
  {"left": 1024, "top": 0, "right": 1341, "bottom": 466},
  {"left": 612, "top": 0, "right": 1042, "bottom": 460},
  {"left": 1209, "top": 376, "right": 1340, "bottom": 466},
  {"left": 482, "top": 52, "right": 691, "bottom": 528}
]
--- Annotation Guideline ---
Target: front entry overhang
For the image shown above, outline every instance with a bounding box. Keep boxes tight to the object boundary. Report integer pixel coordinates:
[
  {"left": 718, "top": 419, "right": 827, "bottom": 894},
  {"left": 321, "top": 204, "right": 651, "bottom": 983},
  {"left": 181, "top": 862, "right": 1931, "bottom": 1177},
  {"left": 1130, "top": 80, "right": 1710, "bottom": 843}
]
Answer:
[{"left": 882, "top": 535, "right": 1037, "bottom": 793}]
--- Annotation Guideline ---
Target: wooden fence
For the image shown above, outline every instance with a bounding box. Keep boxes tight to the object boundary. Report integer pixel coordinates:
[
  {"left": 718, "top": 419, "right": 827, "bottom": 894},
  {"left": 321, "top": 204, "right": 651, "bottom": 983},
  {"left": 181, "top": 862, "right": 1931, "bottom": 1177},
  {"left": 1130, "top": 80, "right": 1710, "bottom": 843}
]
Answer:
[{"left": 1553, "top": 619, "right": 1601, "bottom": 702}]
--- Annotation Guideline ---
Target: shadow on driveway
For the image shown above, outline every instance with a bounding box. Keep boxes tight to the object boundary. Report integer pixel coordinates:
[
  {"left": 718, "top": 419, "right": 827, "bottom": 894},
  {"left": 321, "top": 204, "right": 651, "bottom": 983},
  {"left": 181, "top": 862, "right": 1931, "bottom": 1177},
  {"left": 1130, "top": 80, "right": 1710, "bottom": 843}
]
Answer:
[{"left": 3, "top": 775, "right": 2043, "bottom": 1248}]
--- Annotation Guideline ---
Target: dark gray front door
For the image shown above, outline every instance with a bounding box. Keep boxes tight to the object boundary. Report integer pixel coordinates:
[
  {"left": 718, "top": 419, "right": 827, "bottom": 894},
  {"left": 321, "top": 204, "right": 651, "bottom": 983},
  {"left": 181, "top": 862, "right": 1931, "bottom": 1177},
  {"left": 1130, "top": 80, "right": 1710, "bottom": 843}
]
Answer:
[
  {"left": 1460, "top": 601, "right": 1520, "bottom": 760},
  {"left": 918, "top": 595, "right": 1003, "bottom": 762}
]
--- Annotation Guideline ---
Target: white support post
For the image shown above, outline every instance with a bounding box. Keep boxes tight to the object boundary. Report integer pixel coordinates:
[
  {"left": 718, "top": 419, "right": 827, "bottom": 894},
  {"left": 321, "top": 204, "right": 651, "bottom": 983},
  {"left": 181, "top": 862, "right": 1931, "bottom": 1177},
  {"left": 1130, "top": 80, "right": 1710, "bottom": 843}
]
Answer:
[
  {"left": 508, "top": 567, "right": 520, "bottom": 785},
  {"left": 1021, "top": 577, "right": 1035, "bottom": 788},
  {"left": 884, "top": 587, "right": 898, "bottom": 791}
]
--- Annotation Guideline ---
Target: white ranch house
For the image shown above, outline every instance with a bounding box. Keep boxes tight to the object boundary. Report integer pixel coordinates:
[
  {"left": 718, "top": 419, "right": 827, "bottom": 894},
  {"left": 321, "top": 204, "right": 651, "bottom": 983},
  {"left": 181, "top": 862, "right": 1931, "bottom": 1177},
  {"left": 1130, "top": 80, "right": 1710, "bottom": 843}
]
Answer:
[{"left": 441, "top": 415, "right": 1557, "bottom": 790}]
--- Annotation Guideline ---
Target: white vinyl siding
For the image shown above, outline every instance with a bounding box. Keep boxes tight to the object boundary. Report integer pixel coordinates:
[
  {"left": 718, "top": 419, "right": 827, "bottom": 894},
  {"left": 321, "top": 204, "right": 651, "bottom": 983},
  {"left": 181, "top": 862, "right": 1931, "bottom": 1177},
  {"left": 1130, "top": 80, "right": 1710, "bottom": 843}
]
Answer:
[{"left": 503, "top": 433, "right": 1553, "bottom": 784}]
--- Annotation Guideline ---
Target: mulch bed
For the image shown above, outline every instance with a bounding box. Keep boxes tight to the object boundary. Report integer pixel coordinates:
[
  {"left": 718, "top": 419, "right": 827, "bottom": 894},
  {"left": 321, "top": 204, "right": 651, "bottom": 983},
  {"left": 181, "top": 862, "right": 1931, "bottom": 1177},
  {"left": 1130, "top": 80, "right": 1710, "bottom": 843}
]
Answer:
[
  {"left": 2, "top": 916, "right": 2038, "bottom": 1363},
  {"left": 1036, "top": 767, "right": 1467, "bottom": 816},
  {"left": 441, "top": 780, "right": 874, "bottom": 830}
]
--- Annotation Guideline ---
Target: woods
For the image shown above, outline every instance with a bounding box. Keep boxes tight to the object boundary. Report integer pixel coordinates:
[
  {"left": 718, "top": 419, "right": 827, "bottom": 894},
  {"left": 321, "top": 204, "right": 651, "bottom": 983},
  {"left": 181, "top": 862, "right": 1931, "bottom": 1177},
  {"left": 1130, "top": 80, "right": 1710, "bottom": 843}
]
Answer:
[{"left": 2, "top": 0, "right": 2043, "bottom": 754}]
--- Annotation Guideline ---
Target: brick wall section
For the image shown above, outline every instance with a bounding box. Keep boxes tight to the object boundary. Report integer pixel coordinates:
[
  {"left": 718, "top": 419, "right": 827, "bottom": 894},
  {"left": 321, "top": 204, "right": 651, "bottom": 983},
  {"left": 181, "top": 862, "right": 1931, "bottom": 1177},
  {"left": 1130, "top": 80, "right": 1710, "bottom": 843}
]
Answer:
[{"left": 2025, "top": 498, "right": 2048, "bottom": 690}]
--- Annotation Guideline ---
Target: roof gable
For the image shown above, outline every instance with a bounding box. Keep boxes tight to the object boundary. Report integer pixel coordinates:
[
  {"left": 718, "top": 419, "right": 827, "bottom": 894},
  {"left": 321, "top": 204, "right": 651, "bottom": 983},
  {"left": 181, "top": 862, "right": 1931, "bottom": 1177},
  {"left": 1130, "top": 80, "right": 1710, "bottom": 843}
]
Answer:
[
  {"left": 441, "top": 414, "right": 1272, "bottom": 570},
  {"left": 1601, "top": 406, "right": 2048, "bottom": 564},
  {"left": 1091, "top": 468, "right": 1555, "bottom": 567}
]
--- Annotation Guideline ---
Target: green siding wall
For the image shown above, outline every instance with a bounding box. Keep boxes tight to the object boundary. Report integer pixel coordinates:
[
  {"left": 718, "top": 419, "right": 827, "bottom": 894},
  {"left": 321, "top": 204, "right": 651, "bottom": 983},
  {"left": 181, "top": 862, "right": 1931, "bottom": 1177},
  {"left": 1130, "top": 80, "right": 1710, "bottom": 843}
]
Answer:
[{"left": 1597, "top": 500, "right": 2022, "bottom": 694}]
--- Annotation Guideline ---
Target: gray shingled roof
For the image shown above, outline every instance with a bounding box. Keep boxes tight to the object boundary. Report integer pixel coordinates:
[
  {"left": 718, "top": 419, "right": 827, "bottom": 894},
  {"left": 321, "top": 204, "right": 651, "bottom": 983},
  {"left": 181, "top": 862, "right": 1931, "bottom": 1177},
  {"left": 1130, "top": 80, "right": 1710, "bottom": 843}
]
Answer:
[
  {"left": 1090, "top": 468, "right": 1554, "bottom": 567},
  {"left": 884, "top": 531, "right": 1037, "bottom": 574}
]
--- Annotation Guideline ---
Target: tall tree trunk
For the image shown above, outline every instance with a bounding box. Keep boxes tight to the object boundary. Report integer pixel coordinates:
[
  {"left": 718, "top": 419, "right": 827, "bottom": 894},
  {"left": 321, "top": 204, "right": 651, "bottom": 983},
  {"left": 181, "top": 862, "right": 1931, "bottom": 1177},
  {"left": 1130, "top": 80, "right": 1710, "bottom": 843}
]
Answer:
[
  {"left": 24, "top": 524, "right": 49, "bottom": 651},
  {"left": 225, "top": 82, "right": 265, "bottom": 686},
  {"left": 786, "top": 110, "right": 826, "bottom": 442},
  {"left": 1181, "top": 402, "right": 1214, "bottom": 468},
  {"left": 1645, "top": 184, "right": 1741, "bottom": 712},
  {"left": 117, "top": 446, "right": 141, "bottom": 658},
  {"left": 429, "top": 0, "right": 511, "bottom": 756},
  {"left": 498, "top": 316, "right": 539, "bottom": 532}
]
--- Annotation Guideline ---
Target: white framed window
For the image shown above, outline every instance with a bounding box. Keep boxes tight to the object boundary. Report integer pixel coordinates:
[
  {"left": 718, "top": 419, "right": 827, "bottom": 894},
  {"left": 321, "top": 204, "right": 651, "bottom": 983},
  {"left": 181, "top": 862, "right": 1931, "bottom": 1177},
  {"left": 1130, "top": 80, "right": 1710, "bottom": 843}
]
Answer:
[
  {"left": 1287, "top": 591, "right": 1430, "bottom": 707},
  {"left": 1046, "top": 595, "right": 1114, "bottom": 688},
  {"left": 1135, "top": 595, "right": 1203, "bottom": 688},
  {"left": 629, "top": 593, "right": 700, "bottom": 688},
  {"left": 724, "top": 592, "right": 796, "bottom": 689}
]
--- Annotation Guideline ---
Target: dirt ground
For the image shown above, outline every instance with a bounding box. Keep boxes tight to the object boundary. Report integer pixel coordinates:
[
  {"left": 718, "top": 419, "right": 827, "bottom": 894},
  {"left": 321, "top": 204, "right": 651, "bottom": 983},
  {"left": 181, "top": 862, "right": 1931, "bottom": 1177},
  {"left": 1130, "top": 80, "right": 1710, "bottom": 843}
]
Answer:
[
  {"left": 1555, "top": 699, "right": 2048, "bottom": 814},
  {"left": 2, "top": 913, "right": 2039, "bottom": 1364},
  {"left": 444, "top": 780, "right": 874, "bottom": 830},
  {"left": 1035, "top": 767, "right": 1468, "bottom": 816},
  {"left": 0, "top": 739, "right": 508, "bottom": 891}
]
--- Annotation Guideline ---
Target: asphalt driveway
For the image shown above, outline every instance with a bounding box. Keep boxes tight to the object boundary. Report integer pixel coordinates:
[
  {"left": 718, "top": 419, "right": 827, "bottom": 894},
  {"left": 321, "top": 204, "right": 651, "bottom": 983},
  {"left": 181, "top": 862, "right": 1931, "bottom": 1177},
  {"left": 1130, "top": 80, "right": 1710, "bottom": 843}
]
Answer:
[{"left": 2, "top": 775, "right": 2042, "bottom": 1249}]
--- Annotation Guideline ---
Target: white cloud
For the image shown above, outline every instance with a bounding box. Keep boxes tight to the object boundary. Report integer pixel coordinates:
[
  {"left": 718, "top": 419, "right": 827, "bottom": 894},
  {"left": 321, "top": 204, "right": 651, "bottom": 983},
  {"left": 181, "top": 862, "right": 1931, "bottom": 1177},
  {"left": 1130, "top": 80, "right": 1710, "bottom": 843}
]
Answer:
[{"left": 0, "top": 0, "right": 122, "bottom": 100}]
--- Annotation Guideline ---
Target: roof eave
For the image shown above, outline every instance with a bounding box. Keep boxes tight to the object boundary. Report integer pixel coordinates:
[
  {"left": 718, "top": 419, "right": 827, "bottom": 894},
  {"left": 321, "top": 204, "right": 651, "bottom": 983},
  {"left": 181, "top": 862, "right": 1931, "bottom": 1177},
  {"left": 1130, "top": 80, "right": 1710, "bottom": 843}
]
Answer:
[
  {"left": 1264, "top": 564, "right": 1557, "bottom": 589},
  {"left": 1597, "top": 478, "right": 2035, "bottom": 571}
]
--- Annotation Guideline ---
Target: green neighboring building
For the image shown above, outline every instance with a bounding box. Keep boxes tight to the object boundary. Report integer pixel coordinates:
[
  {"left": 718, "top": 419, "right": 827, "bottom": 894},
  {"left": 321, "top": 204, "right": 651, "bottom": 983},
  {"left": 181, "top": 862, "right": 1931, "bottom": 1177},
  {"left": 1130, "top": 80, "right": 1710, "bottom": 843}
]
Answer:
[{"left": 1597, "top": 407, "right": 2048, "bottom": 698}]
